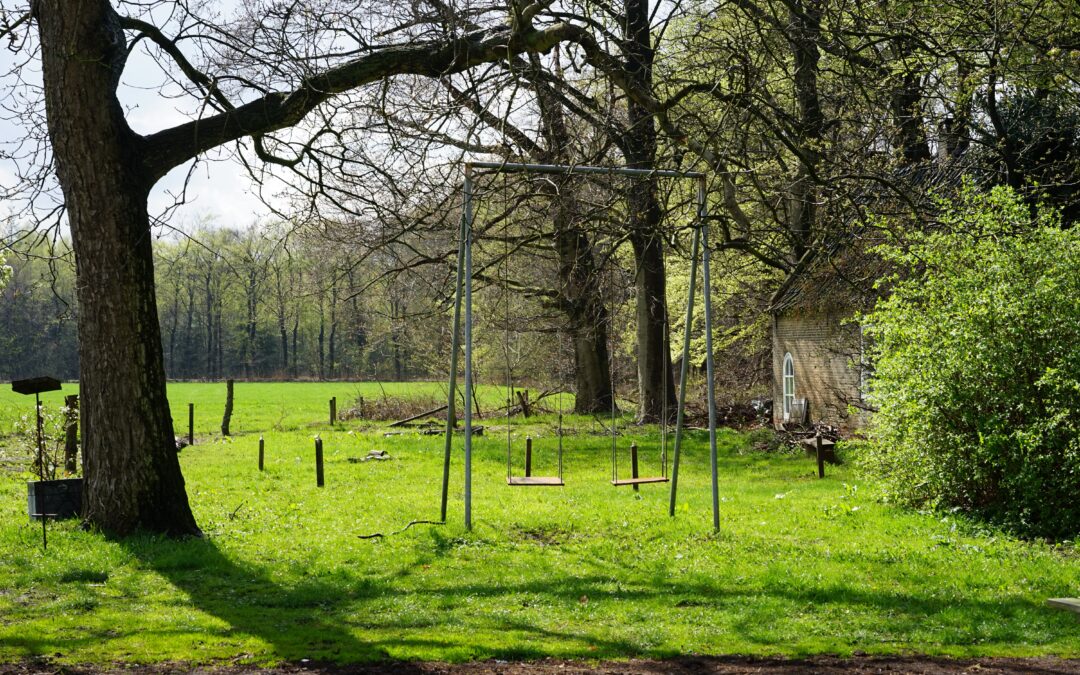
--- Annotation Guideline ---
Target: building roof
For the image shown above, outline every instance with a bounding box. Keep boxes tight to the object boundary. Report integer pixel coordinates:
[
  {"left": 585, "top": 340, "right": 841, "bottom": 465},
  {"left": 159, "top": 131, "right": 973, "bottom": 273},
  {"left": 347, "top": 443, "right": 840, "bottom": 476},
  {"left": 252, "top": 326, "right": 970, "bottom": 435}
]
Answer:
[{"left": 768, "top": 158, "right": 980, "bottom": 316}]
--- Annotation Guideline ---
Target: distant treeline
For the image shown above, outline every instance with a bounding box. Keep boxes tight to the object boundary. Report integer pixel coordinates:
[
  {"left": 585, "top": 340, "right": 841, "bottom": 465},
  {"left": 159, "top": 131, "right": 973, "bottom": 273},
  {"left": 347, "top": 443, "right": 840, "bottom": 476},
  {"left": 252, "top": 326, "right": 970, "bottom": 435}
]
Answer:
[{"left": 0, "top": 225, "right": 449, "bottom": 383}]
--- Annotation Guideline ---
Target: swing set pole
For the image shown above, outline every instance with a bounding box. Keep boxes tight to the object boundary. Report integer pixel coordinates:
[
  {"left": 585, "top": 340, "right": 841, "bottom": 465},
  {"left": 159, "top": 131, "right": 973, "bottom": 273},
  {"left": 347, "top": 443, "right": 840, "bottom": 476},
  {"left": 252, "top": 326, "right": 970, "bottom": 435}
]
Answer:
[
  {"left": 699, "top": 176, "right": 721, "bottom": 532},
  {"left": 463, "top": 167, "right": 476, "bottom": 531},
  {"left": 669, "top": 175, "right": 719, "bottom": 530},
  {"left": 445, "top": 161, "right": 713, "bottom": 529},
  {"left": 440, "top": 175, "right": 470, "bottom": 523},
  {"left": 668, "top": 223, "right": 700, "bottom": 516}
]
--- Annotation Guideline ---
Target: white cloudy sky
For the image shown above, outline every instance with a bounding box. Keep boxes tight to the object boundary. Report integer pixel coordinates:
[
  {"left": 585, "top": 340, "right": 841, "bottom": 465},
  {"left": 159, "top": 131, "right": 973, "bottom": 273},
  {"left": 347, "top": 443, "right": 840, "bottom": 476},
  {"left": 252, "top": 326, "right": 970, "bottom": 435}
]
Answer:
[{"left": 0, "top": 1, "right": 274, "bottom": 233}]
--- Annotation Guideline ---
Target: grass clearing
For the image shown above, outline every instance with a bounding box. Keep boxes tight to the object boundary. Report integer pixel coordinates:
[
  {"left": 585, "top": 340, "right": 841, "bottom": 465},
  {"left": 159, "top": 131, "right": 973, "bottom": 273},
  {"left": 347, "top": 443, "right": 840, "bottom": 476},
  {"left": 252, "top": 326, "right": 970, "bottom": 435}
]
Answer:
[
  {"left": 0, "top": 381, "right": 519, "bottom": 439},
  {"left": 1, "top": 382, "right": 1078, "bottom": 665}
]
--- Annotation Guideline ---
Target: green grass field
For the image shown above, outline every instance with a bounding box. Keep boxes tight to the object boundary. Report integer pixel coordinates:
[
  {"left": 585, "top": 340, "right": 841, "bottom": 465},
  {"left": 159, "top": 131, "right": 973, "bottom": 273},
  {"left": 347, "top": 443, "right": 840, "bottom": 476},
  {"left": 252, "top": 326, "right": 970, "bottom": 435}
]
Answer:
[
  {"left": 1, "top": 382, "right": 1078, "bottom": 666},
  {"left": 0, "top": 381, "right": 517, "bottom": 439}
]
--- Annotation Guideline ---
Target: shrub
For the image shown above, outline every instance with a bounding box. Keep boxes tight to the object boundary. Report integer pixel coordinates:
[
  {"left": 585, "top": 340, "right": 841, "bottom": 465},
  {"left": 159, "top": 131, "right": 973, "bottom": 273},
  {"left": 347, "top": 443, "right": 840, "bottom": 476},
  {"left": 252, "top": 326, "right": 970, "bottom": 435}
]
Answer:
[
  {"left": 12, "top": 403, "right": 76, "bottom": 480},
  {"left": 860, "top": 186, "right": 1080, "bottom": 539}
]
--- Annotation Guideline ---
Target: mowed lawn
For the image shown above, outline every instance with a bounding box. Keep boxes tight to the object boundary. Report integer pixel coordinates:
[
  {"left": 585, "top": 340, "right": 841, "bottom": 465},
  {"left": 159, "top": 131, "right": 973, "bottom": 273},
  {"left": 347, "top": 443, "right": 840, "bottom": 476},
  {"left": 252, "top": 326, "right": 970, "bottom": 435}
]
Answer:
[
  {"left": 0, "top": 382, "right": 1078, "bottom": 666},
  {"left": 0, "top": 381, "right": 509, "bottom": 439}
]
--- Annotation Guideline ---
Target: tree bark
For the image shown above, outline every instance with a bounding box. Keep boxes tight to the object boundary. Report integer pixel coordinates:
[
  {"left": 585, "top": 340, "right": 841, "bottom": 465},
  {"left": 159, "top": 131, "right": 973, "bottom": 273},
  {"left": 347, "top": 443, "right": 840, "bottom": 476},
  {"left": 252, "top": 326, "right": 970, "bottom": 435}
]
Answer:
[
  {"left": 530, "top": 58, "right": 614, "bottom": 414},
  {"left": 891, "top": 71, "right": 932, "bottom": 164},
  {"left": 623, "top": 0, "right": 676, "bottom": 422},
  {"left": 37, "top": 0, "right": 199, "bottom": 536},
  {"left": 64, "top": 394, "right": 79, "bottom": 475},
  {"left": 787, "top": 0, "right": 825, "bottom": 263}
]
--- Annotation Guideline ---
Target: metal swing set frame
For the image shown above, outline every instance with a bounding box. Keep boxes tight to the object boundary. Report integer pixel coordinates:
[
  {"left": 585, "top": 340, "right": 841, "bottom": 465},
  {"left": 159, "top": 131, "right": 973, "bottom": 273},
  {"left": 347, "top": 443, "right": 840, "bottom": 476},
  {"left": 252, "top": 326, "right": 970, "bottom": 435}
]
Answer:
[{"left": 439, "top": 161, "right": 721, "bottom": 531}]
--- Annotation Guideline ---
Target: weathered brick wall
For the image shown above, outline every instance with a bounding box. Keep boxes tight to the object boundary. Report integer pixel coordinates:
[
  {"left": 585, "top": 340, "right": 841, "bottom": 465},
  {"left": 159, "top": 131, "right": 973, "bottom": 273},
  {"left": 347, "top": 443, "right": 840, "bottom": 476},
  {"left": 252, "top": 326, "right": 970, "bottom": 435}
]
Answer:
[{"left": 771, "top": 310, "right": 868, "bottom": 431}]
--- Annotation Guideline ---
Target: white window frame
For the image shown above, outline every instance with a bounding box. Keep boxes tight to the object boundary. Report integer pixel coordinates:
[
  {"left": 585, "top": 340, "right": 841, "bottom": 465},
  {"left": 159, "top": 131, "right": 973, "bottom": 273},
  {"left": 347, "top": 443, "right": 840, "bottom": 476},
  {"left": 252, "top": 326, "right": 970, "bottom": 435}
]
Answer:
[{"left": 782, "top": 352, "right": 795, "bottom": 420}]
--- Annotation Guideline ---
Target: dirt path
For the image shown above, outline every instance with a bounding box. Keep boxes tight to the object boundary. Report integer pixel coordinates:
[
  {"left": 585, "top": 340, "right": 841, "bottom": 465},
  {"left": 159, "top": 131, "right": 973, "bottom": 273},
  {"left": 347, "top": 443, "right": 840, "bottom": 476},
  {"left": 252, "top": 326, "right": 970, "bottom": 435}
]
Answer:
[{"left": 4, "top": 656, "right": 1080, "bottom": 675}]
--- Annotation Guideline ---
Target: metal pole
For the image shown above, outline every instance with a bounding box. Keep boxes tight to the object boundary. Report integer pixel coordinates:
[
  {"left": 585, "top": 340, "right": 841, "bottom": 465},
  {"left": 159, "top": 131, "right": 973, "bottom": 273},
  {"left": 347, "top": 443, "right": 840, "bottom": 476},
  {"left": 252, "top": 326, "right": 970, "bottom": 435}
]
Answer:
[
  {"left": 557, "top": 413, "right": 564, "bottom": 480},
  {"left": 699, "top": 178, "right": 721, "bottom": 532},
  {"left": 34, "top": 392, "right": 44, "bottom": 481},
  {"left": 463, "top": 169, "right": 475, "bottom": 531},
  {"left": 669, "top": 225, "right": 701, "bottom": 516},
  {"left": 467, "top": 161, "right": 704, "bottom": 180},
  {"left": 440, "top": 199, "right": 469, "bottom": 522}
]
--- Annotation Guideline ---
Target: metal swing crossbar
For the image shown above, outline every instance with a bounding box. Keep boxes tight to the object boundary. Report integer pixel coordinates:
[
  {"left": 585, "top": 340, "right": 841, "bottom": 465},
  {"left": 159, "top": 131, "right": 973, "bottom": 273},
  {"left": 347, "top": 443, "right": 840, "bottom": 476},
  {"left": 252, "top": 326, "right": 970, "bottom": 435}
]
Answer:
[{"left": 440, "top": 160, "right": 721, "bottom": 532}]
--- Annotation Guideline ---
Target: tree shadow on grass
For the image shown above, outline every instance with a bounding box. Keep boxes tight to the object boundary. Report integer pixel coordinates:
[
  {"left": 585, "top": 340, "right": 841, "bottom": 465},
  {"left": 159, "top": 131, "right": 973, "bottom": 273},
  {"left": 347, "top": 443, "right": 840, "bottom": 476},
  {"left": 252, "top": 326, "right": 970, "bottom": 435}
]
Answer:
[
  {"left": 109, "top": 534, "right": 647, "bottom": 664},
  {"left": 154, "top": 532, "right": 1075, "bottom": 657},
  {"left": 8, "top": 527, "right": 1071, "bottom": 665}
]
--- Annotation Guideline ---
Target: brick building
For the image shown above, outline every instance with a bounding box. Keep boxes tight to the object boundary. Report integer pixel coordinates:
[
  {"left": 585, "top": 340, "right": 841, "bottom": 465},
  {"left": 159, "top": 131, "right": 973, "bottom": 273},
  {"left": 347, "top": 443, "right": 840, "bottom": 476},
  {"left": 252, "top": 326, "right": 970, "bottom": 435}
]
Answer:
[{"left": 768, "top": 249, "right": 877, "bottom": 433}]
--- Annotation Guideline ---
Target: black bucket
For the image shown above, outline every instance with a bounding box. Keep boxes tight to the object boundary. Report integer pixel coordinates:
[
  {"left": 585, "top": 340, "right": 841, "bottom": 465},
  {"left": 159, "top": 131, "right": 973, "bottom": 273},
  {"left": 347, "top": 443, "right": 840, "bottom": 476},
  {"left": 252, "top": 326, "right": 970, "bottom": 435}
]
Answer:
[{"left": 27, "top": 478, "right": 83, "bottom": 521}]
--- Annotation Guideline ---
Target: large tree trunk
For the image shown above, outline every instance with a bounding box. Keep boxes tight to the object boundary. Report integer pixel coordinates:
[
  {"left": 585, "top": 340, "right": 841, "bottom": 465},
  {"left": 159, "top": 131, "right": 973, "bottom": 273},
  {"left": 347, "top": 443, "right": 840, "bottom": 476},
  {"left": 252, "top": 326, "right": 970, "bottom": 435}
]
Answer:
[
  {"left": 37, "top": 0, "right": 199, "bottom": 536},
  {"left": 788, "top": 0, "right": 825, "bottom": 262},
  {"left": 624, "top": 0, "right": 676, "bottom": 422},
  {"left": 561, "top": 234, "right": 613, "bottom": 413},
  {"left": 548, "top": 180, "right": 613, "bottom": 413},
  {"left": 891, "top": 71, "right": 932, "bottom": 164},
  {"left": 528, "top": 54, "right": 614, "bottom": 414}
]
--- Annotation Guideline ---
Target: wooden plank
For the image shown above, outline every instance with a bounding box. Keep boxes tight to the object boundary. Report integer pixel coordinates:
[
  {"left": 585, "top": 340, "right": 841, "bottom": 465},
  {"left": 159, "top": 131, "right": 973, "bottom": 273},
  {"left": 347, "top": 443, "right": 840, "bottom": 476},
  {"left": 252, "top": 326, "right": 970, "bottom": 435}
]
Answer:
[
  {"left": 507, "top": 476, "right": 564, "bottom": 486},
  {"left": 1048, "top": 598, "right": 1080, "bottom": 615},
  {"left": 611, "top": 477, "right": 669, "bottom": 486}
]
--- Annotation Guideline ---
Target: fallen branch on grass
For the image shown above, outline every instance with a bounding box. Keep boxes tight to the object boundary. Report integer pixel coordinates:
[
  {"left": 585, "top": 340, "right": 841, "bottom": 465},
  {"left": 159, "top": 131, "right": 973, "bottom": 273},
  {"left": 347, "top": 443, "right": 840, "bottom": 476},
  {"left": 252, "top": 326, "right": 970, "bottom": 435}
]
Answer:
[
  {"left": 388, "top": 405, "right": 449, "bottom": 427},
  {"left": 357, "top": 519, "right": 445, "bottom": 539}
]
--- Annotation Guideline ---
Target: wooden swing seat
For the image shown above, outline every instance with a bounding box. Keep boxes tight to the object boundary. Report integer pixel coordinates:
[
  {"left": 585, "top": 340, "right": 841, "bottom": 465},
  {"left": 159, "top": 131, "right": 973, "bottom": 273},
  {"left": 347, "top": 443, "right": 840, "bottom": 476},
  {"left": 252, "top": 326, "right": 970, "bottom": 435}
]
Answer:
[
  {"left": 611, "top": 476, "right": 669, "bottom": 486},
  {"left": 507, "top": 476, "right": 564, "bottom": 486}
]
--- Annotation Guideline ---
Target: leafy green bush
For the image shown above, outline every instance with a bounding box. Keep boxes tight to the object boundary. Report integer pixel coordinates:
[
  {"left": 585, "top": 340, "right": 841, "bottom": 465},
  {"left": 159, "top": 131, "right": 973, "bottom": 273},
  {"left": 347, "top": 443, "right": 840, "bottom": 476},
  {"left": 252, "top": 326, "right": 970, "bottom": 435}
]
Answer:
[{"left": 860, "top": 186, "right": 1080, "bottom": 539}]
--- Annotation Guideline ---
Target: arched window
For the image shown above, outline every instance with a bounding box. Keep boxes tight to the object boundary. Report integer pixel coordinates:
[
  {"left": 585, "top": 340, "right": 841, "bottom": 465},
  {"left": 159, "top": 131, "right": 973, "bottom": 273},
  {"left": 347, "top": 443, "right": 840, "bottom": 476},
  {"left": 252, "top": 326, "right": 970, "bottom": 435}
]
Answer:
[{"left": 782, "top": 353, "right": 795, "bottom": 419}]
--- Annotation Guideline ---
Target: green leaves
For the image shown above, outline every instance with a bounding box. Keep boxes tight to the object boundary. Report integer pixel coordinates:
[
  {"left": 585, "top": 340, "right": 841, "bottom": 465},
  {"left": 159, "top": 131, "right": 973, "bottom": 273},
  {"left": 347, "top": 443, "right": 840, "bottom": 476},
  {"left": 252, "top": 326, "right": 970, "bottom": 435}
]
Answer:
[{"left": 860, "top": 186, "right": 1080, "bottom": 539}]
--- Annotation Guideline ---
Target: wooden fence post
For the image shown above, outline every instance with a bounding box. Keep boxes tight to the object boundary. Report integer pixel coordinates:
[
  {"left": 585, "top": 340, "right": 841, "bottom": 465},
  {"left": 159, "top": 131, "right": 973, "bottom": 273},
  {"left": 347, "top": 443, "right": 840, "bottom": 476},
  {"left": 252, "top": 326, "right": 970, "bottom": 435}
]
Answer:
[
  {"left": 525, "top": 436, "right": 533, "bottom": 478},
  {"left": 64, "top": 395, "right": 79, "bottom": 474},
  {"left": 315, "top": 436, "right": 325, "bottom": 487},
  {"left": 631, "top": 442, "right": 640, "bottom": 492},
  {"left": 258, "top": 436, "right": 265, "bottom": 472},
  {"left": 221, "top": 379, "right": 234, "bottom": 436},
  {"left": 329, "top": 397, "right": 337, "bottom": 425},
  {"left": 188, "top": 403, "right": 194, "bottom": 446},
  {"left": 815, "top": 432, "right": 825, "bottom": 479}
]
